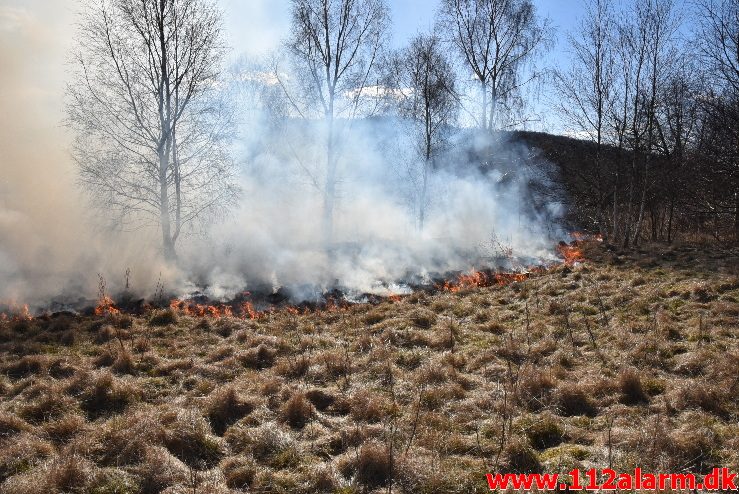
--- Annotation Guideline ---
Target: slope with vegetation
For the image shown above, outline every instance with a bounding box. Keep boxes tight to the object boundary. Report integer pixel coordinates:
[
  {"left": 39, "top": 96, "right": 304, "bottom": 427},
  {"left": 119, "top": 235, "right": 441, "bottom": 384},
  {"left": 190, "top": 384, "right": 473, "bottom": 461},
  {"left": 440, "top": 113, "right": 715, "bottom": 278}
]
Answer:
[{"left": 0, "top": 241, "right": 737, "bottom": 493}]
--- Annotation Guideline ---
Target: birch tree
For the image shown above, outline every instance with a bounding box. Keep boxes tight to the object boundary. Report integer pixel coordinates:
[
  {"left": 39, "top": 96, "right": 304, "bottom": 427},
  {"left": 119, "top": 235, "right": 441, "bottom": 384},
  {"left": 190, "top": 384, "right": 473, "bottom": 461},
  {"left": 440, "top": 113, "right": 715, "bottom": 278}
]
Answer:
[
  {"left": 438, "top": 0, "right": 549, "bottom": 130},
  {"left": 67, "top": 0, "right": 238, "bottom": 260},
  {"left": 282, "top": 0, "right": 389, "bottom": 244},
  {"left": 392, "top": 34, "right": 458, "bottom": 230},
  {"left": 695, "top": 0, "right": 739, "bottom": 238},
  {"left": 554, "top": 0, "right": 616, "bottom": 237}
]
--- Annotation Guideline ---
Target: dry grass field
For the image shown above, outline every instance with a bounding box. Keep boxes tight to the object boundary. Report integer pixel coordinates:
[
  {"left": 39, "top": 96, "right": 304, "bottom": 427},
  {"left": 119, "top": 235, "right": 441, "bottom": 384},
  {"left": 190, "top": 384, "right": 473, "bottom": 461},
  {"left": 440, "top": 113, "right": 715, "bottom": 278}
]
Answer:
[{"left": 0, "top": 241, "right": 737, "bottom": 493}]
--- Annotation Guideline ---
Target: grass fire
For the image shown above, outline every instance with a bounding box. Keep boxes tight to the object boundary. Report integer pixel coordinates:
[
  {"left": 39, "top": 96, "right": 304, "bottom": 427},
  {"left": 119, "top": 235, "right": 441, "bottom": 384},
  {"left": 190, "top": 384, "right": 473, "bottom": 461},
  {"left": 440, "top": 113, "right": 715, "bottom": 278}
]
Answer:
[
  {"left": 0, "top": 241, "right": 737, "bottom": 493},
  {"left": 2, "top": 0, "right": 739, "bottom": 493}
]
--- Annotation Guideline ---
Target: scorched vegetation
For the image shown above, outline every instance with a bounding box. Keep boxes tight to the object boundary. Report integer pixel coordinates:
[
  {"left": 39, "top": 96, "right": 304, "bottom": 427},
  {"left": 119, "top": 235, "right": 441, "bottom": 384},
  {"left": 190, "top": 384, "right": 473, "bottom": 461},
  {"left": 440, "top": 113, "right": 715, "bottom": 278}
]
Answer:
[{"left": 0, "top": 240, "right": 737, "bottom": 493}]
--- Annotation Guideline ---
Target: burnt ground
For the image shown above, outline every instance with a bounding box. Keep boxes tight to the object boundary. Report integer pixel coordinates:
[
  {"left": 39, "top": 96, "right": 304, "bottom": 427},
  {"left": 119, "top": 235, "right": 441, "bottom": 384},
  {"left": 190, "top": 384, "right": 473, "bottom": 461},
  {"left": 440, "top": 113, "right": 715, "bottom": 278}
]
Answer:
[{"left": 0, "top": 241, "right": 737, "bottom": 493}]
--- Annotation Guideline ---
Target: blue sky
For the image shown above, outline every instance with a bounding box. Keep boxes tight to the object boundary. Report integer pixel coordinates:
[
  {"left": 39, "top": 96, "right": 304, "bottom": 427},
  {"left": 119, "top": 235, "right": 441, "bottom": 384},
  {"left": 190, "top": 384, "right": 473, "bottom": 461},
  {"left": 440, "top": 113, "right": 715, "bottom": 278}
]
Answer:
[
  {"left": 0, "top": 0, "right": 584, "bottom": 134},
  {"left": 220, "top": 0, "right": 581, "bottom": 61},
  {"left": 219, "top": 0, "right": 583, "bottom": 131}
]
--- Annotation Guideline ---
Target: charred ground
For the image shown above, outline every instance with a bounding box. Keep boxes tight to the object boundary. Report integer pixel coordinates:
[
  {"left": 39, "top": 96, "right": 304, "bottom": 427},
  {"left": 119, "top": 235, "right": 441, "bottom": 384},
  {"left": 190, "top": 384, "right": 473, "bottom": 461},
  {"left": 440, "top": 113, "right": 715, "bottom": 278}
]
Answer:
[{"left": 0, "top": 241, "right": 737, "bottom": 493}]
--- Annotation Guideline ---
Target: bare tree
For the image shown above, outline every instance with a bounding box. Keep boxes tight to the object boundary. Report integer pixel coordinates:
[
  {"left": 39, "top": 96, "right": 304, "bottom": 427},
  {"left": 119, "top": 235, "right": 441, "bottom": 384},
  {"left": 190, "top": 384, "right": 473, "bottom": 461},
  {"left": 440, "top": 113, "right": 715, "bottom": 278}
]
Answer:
[
  {"left": 630, "top": 0, "right": 679, "bottom": 245},
  {"left": 607, "top": 0, "right": 679, "bottom": 246},
  {"left": 67, "top": 0, "right": 238, "bottom": 260},
  {"left": 654, "top": 57, "right": 703, "bottom": 241},
  {"left": 280, "top": 0, "right": 389, "bottom": 245},
  {"left": 554, "top": 0, "right": 617, "bottom": 238},
  {"left": 390, "top": 34, "right": 458, "bottom": 230},
  {"left": 695, "top": 0, "right": 739, "bottom": 237},
  {"left": 438, "top": 0, "right": 549, "bottom": 130}
]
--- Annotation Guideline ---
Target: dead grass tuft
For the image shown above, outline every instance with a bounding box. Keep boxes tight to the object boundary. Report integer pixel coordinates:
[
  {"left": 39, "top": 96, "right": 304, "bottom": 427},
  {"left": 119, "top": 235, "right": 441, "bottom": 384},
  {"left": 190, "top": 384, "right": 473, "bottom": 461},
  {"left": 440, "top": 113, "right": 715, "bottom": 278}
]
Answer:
[
  {"left": 161, "top": 408, "right": 223, "bottom": 468},
  {"left": 349, "top": 390, "right": 386, "bottom": 423},
  {"left": 0, "top": 412, "right": 32, "bottom": 438},
  {"left": 41, "top": 413, "right": 87, "bottom": 444},
  {"left": 0, "top": 434, "right": 54, "bottom": 483},
  {"left": 280, "top": 392, "right": 315, "bottom": 429},
  {"left": 304, "top": 388, "right": 336, "bottom": 411},
  {"left": 553, "top": 383, "right": 597, "bottom": 417},
  {"left": 111, "top": 347, "right": 136, "bottom": 374},
  {"left": 45, "top": 454, "right": 95, "bottom": 492},
  {"left": 240, "top": 343, "right": 277, "bottom": 369},
  {"left": 516, "top": 366, "right": 556, "bottom": 411},
  {"left": 134, "top": 445, "right": 188, "bottom": 494},
  {"left": 72, "top": 370, "right": 138, "bottom": 420},
  {"left": 273, "top": 354, "right": 310, "bottom": 378},
  {"left": 18, "top": 386, "right": 77, "bottom": 424},
  {"left": 409, "top": 309, "right": 437, "bottom": 329},
  {"left": 356, "top": 441, "right": 392, "bottom": 489},
  {"left": 206, "top": 387, "right": 255, "bottom": 435},
  {"left": 504, "top": 438, "right": 542, "bottom": 473},
  {"left": 2, "top": 355, "right": 48, "bottom": 379},
  {"left": 618, "top": 368, "right": 649, "bottom": 405},
  {"left": 0, "top": 242, "right": 736, "bottom": 489},
  {"left": 221, "top": 456, "right": 256, "bottom": 489},
  {"left": 148, "top": 308, "right": 178, "bottom": 326}
]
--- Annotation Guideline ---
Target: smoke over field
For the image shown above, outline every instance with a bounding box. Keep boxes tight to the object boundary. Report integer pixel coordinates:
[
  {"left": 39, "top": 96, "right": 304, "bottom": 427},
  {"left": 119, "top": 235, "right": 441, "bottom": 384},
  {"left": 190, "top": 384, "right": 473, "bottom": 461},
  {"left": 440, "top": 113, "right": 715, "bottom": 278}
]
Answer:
[{"left": 0, "top": 0, "right": 564, "bottom": 314}]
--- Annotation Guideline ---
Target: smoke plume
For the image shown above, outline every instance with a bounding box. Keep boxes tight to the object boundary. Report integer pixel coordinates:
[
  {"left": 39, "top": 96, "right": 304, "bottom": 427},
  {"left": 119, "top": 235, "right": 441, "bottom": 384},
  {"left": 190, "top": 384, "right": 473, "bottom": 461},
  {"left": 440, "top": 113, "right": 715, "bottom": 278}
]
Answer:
[{"left": 0, "top": 1, "right": 564, "bottom": 311}]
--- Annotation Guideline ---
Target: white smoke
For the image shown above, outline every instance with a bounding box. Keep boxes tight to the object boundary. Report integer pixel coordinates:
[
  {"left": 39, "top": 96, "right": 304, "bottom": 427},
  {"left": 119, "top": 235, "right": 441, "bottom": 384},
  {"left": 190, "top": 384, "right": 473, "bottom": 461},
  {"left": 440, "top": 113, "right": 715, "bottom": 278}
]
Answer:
[{"left": 0, "top": 1, "right": 566, "bottom": 311}]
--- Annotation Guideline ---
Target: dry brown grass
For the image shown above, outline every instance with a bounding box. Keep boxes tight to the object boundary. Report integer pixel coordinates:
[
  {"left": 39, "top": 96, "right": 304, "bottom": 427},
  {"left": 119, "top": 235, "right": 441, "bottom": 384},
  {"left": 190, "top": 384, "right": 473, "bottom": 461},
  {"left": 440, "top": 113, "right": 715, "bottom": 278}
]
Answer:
[{"left": 0, "top": 241, "right": 736, "bottom": 492}]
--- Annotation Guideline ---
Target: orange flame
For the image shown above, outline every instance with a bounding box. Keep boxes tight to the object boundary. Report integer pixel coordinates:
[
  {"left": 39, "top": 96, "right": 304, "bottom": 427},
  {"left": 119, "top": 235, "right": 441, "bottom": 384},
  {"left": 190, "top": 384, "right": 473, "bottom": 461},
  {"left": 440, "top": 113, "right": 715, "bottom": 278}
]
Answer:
[
  {"left": 571, "top": 231, "right": 603, "bottom": 242},
  {"left": 1, "top": 301, "right": 33, "bottom": 322},
  {"left": 441, "top": 270, "right": 531, "bottom": 292},
  {"left": 557, "top": 242, "right": 584, "bottom": 265},
  {"left": 94, "top": 296, "right": 120, "bottom": 316},
  {"left": 241, "top": 302, "right": 263, "bottom": 320}
]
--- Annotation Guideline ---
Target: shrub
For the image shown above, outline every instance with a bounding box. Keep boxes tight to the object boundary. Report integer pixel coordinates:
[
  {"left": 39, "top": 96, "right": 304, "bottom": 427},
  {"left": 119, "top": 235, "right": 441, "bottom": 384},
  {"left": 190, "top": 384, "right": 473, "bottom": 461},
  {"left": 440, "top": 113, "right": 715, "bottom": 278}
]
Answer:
[{"left": 356, "top": 442, "right": 392, "bottom": 489}]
